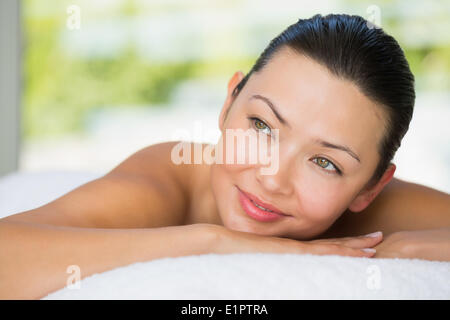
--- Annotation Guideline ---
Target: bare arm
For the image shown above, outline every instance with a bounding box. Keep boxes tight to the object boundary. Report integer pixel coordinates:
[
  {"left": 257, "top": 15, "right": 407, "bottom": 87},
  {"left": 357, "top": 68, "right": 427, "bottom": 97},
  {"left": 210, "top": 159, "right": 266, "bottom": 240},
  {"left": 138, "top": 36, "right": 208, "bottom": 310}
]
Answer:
[
  {"left": 0, "top": 221, "right": 215, "bottom": 299},
  {"left": 0, "top": 141, "right": 198, "bottom": 299},
  {"left": 2, "top": 142, "right": 191, "bottom": 229},
  {"left": 373, "top": 227, "right": 450, "bottom": 261}
]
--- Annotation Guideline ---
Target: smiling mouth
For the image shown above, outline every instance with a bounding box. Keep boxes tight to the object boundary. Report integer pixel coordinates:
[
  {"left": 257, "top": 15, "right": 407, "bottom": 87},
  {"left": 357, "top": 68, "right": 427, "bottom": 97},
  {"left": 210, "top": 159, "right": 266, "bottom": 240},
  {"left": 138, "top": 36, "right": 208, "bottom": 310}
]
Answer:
[
  {"left": 236, "top": 185, "right": 291, "bottom": 222},
  {"left": 251, "top": 200, "right": 275, "bottom": 212}
]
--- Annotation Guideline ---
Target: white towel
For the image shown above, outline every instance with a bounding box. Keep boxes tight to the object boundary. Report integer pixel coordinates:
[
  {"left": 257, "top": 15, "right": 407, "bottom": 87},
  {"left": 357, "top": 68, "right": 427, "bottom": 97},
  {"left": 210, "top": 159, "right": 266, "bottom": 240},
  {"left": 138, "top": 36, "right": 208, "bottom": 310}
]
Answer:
[{"left": 43, "top": 252, "right": 450, "bottom": 299}]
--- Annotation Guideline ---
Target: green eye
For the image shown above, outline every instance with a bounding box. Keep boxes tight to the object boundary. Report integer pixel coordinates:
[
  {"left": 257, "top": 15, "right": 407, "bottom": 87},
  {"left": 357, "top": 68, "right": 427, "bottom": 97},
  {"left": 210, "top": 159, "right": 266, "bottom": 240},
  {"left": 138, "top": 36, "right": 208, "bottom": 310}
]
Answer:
[
  {"left": 317, "top": 158, "right": 330, "bottom": 168},
  {"left": 312, "top": 157, "right": 342, "bottom": 175},
  {"left": 255, "top": 120, "right": 267, "bottom": 130},
  {"left": 250, "top": 117, "right": 271, "bottom": 135}
]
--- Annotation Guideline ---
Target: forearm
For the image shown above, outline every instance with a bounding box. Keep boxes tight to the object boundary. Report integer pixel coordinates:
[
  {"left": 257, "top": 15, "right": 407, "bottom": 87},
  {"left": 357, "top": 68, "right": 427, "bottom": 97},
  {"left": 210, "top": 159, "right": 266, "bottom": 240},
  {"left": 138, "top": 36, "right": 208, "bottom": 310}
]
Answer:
[
  {"left": 374, "top": 228, "right": 450, "bottom": 262},
  {"left": 403, "top": 227, "right": 450, "bottom": 262},
  {"left": 0, "top": 221, "right": 215, "bottom": 299}
]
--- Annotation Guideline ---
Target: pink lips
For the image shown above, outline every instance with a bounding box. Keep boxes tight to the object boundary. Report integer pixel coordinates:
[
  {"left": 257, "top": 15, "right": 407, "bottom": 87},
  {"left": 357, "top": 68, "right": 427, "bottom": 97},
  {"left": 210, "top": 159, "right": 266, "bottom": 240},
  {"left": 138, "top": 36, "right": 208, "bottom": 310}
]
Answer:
[{"left": 237, "top": 187, "right": 290, "bottom": 222}]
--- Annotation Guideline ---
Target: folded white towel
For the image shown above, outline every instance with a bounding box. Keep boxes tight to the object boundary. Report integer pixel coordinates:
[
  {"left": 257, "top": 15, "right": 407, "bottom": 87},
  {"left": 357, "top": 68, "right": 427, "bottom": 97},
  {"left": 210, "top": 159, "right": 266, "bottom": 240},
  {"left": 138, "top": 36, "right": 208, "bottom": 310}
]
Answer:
[{"left": 43, "top": 253, "right": 450, "bottom": 299}]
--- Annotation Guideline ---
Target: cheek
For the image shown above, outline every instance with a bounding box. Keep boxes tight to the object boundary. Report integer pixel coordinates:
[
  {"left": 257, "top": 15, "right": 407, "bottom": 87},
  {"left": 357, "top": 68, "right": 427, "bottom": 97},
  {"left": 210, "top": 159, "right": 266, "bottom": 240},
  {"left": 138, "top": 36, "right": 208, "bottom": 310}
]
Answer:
[
  {"left": 296, "top": 176, "right": 352, "bottom": 224},
  {"left": 210, "top": 162, "right": 236, "bottom": 209},
  {"left": 210, "top": 162, "right": 244, "bottom": 230}
]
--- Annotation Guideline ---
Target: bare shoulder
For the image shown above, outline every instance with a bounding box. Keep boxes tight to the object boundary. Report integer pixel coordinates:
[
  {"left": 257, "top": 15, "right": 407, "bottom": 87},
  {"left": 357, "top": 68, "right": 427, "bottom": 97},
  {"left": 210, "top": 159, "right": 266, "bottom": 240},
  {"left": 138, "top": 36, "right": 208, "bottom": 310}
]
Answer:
[
  {"left": 104, "top": 140, "right": 215, "bottom": 225},
  {"left": 2, "top": 141, "right": 200, "bottom": 229},
  {"left": 110, "top": 141, "right": 194, "bottom": 191},
  {"left": 320, "top": 178, "right": 450, "bottom": 238},
  {"left": 112, "top": 140, "right": 212, "bottom": 195}
]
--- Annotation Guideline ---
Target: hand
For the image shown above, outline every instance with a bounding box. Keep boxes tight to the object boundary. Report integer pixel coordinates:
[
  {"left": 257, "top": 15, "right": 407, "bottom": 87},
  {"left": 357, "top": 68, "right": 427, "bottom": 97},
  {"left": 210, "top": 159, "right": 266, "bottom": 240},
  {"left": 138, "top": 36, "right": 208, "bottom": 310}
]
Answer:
[
  {"left": 373, "top": 228, "right": 450, "bottom": 261},
  {"left": 204, "top": 224, "right": 383, "bottom": 258}
]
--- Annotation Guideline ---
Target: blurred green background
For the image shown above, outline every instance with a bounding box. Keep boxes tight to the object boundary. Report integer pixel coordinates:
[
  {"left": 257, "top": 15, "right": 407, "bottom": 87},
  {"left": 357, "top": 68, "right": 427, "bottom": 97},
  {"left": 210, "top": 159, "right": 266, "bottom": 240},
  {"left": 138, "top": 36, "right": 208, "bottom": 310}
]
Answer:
[
  {"left": 22, "top": 0, "right": 450, "bottom": 138},
  {"left": 19, "top": 0, "right": 450, "bottom": 193}
]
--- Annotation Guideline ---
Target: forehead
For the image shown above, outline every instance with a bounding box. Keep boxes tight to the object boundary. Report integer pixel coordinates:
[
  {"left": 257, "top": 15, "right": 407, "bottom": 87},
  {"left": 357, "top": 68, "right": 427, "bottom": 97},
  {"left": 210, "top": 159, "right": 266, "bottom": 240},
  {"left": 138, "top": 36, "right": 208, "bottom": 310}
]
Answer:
[{"left": 242, "top": 47, "right": 387, "bottom": 159}]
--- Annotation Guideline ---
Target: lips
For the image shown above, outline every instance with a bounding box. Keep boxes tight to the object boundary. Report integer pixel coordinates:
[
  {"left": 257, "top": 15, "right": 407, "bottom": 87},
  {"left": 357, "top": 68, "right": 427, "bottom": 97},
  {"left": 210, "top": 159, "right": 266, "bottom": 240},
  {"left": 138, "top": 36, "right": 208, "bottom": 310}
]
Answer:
[{"left": 236, "top": 186, "right": 290, "bottom": 222}]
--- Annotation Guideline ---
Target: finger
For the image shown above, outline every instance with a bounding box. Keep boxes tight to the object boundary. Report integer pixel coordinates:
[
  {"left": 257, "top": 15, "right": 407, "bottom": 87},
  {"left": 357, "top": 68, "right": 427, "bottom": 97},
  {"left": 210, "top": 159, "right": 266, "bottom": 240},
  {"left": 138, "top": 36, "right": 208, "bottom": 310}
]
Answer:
[
  {"left": 322, "top": 231, "right": 383, "bottom": 248},
  {"left": 310, "top": 231, "right": 382, "bottom": 243},
  {"left": 340, "top": 231, "right": 383, "bottom": 248},
  {"left": 334, "top": 246, "right": 377, "bottom": 258},
  {"left": 307, "top": 243, "right": 376, "bottom": 258}
]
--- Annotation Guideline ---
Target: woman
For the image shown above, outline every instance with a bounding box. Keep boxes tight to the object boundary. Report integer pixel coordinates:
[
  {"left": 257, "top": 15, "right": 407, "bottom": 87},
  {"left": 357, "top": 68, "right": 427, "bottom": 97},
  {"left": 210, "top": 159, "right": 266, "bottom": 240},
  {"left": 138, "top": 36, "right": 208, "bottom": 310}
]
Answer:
[{"left": 1, "top": 14, "right": 449, "bottom": 299}]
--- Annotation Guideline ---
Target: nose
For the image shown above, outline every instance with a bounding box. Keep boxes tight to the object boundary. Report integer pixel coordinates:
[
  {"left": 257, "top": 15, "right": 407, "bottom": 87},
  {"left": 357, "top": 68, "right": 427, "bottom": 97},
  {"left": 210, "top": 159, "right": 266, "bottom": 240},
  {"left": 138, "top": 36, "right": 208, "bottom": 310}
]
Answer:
[{"left": 254, "top": 152, "right": 294, "bottom": 196}]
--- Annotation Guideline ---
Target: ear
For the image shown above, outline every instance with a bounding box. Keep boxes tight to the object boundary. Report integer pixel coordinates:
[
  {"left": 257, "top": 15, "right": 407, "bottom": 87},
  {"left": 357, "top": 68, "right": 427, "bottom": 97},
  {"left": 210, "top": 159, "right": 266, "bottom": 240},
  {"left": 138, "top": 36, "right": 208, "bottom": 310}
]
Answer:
[
  {"left": 348, "top": 163, "right": 396, "bottom": 212},
  {"left": 219, "top": 71, "right": 245, "bottom": 131}
]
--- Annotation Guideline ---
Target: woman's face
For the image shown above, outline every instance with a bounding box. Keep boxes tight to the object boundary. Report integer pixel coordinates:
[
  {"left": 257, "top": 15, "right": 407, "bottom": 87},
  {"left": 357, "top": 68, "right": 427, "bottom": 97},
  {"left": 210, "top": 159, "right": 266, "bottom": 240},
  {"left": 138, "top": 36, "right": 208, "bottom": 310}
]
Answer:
[{"left": 210, "top": 47, "right": 394, "bottom": 240}]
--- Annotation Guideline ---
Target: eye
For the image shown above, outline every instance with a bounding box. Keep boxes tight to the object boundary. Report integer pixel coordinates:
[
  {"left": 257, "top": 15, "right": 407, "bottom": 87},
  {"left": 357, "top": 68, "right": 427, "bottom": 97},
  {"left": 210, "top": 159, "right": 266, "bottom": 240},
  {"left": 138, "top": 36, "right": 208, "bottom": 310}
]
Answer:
[
  {"left": 312, "top": 157, "right": 342, "bottom": 175},
  {"left": 249, "top": 117, "right": 272, "bottom": 135}
]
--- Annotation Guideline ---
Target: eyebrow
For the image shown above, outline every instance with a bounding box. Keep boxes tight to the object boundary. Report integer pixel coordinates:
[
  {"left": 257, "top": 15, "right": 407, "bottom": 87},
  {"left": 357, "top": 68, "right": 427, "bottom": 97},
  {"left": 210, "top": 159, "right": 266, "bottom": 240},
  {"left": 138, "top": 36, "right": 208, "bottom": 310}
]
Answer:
[
  {"left": 250, "top": 94, "right": 290, "bottom": 128},
  {"left": 315, "top": 139, "right": 361, "bottom": 163}
]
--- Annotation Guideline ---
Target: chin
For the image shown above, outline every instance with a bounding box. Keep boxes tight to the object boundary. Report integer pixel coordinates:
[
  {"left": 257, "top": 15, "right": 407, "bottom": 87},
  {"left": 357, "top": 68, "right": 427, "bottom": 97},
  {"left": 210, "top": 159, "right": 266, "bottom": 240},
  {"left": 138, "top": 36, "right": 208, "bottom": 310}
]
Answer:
[
  {"left": 220, "top": 208, "right": 287, "bottom": 237},
  {"left": 221, "top": 204, "right": 322, "bottom": 239},
  {"left": 219, "top": 209, "right": 253, "bottom": 233}
]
